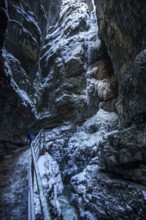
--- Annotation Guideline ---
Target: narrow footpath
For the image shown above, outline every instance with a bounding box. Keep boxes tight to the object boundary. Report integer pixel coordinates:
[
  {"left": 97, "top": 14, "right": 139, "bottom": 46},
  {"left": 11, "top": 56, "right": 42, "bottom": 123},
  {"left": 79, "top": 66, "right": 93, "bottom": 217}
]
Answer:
[{"left": 0, "top": 147, "right": 30, "bottom": 220}]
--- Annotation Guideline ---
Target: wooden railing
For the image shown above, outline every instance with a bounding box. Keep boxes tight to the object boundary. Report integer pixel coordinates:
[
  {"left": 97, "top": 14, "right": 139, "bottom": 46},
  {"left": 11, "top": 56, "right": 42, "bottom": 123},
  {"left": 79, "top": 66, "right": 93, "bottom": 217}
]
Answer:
[{"left": 28, "top": 129, "right": 51, "bottom": 220}]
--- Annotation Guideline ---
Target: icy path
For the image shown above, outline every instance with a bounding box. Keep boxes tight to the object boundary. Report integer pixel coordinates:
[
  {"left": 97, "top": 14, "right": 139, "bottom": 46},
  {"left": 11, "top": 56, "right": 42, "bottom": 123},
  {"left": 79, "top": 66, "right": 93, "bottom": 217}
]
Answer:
[{"left": 0, "top": 147, "right": 30, "bottom": 220}]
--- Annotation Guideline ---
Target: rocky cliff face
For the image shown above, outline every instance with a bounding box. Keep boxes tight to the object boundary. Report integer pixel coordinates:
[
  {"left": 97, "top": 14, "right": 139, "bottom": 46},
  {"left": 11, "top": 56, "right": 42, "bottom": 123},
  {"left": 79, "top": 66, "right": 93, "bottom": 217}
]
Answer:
[
  {"left": 81, "top": 0, "right": 146, "bottom": 219},
  {"left": 40, "top": 0, "right": 117, "bottom": 123},
  {"left": 95, "top": 0, "right": 146, "bottom": 124},
  {"left": 39, "top": 0, "right": 146, "bottom": 219},
  {"left": 94, "top": 0, "right": 146, "bottom": 185},
  {"left": 1, "top": 0, "right": 146, "bottom": 219},
  {"left": 0, "top": 0, "right": 62, "bottom": 156},
  {"left": 0, "top": 0, "right": 117, "bottom": 156}
]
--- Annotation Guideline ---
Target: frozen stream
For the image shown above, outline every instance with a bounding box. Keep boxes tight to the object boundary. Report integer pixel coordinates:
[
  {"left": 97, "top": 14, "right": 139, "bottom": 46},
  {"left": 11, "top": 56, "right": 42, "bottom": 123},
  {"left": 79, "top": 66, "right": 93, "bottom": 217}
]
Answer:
[{"left": 58, "top": 185, "right": 79, "bottom": 220}]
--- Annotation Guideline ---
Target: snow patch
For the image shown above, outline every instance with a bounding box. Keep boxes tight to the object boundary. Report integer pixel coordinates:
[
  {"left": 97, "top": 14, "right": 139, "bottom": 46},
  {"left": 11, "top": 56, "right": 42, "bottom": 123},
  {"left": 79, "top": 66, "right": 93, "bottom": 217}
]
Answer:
[{"left": 37, "top": 153, "right": 63, "bottom": 217}]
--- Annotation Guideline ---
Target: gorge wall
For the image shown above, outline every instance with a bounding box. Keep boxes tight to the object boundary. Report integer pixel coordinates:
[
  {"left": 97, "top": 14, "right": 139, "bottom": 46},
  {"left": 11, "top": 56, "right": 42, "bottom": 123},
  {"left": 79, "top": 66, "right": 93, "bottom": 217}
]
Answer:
[
  {"left": 0, "top": 0, "right": 62, "bottom": 156},
  {"left": 95, "top": 0, "right": 146, "bottom": 186},
  {"left": 40, "top": 0, "right": 117, "bottom": 124},
  {"left": 1, "top": 0, "right": 146, "bottom": 219},
  {"left": 0, "top": 0, "right": 117, "bottom": 156},
  {"left": 95, "top": 0, "right": 146, "bottom": 124}
]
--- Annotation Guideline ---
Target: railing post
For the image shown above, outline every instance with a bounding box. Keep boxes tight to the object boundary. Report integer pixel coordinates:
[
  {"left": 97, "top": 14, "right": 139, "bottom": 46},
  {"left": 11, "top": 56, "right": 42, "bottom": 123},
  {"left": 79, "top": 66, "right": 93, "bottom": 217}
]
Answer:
[
  {"left": 43, "top": 129, "right": 45, "bottom": 149},
  {"left": 28, "top": 156, "right": 35, "bottom": 220}
]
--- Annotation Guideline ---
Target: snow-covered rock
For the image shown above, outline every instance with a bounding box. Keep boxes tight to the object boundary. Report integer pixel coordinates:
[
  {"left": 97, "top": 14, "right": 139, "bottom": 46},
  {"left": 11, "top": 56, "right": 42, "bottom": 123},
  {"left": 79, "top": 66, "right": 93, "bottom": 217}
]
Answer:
[
  {"left": 40, "top": 0, "right": 117, "bottom": 122},
  {"left": 0, "top": 0, "right": 62, "bottom": 156},
  {"left": 70, "top": 165, "right": 146, "bottom": 220},
  {"left": 35, "top": 153, "right": 64, "bottom": 218},
  {"left": 44, "top": 109, "right": 118, "bottom": 182}
]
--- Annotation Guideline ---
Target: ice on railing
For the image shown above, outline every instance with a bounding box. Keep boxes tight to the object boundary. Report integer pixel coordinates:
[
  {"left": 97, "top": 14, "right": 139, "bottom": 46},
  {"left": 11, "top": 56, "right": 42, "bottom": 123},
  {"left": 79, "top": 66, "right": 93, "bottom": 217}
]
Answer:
[
  {"left": 33, "top": 172, "right": 42, "bottom": 218},
  {"left": 37, "top": 153, "right": 64, "bottom": 218}
]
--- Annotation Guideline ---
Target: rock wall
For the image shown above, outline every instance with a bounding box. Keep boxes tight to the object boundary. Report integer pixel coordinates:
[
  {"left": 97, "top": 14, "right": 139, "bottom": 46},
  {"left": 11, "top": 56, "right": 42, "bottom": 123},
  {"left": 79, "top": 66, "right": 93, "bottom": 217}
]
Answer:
[
  {"left": 36, "top": 0, "right": 146, "bottom": 219},
  {"left": 94, "top": 0, "right": 146, "bottom": 185},
  {"left": 95, "top": 0, "right": 146, "bottom": 124},
  {"left": 0, "top": 0, "right": 117, "bottom": 157},
  {"left": 1, "top": 0, "right": 146, "bottom": 219},
  {"left": 40, "top": 0, "right": 117, "bottom": 123},
  {"left": 0, "top": 0, "right": 62, "bottom": 156},
  {"left": 80, "top": 1, "right": 146, "bottom": 218}
]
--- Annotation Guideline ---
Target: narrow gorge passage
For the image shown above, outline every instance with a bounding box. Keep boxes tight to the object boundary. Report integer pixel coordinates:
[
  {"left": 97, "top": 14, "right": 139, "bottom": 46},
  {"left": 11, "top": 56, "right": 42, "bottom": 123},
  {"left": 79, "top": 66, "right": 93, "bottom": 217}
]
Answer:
[{"left": 1, "top": 0, "right": 146, "bottom": 219}]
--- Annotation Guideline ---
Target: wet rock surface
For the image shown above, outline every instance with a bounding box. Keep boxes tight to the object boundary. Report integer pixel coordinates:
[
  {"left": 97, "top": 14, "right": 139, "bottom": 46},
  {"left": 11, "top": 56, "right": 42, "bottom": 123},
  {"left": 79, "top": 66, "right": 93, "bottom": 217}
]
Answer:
[{"left": 0, "top": 148, "right": 29, "bottom": 220}]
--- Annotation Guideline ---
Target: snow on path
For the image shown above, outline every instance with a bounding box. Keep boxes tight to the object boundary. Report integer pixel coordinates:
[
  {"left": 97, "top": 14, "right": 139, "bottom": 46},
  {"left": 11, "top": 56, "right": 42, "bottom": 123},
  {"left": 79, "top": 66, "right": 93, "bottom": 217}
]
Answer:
[{"left": 0, "top": 148, "right": 30, "bottom": 220}]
